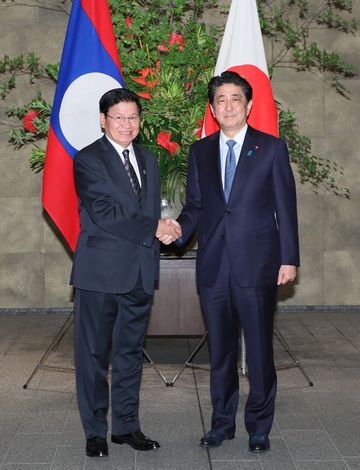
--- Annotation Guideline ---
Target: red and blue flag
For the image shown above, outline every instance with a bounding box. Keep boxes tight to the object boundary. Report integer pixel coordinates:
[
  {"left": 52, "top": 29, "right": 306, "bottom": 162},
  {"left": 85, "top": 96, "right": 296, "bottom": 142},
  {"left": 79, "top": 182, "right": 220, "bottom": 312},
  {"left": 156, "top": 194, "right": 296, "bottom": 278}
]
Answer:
[{"left": 42, "top": 0, "right": 124, "bottom": 251}]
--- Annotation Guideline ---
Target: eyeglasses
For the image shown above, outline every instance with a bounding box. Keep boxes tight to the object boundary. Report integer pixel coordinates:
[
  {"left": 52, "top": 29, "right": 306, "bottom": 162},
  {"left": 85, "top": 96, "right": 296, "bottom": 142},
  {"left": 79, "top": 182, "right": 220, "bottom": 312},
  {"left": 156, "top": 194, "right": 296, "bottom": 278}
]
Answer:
[{"left": 106, "top": 114, "right": 140, "bottom": 124}]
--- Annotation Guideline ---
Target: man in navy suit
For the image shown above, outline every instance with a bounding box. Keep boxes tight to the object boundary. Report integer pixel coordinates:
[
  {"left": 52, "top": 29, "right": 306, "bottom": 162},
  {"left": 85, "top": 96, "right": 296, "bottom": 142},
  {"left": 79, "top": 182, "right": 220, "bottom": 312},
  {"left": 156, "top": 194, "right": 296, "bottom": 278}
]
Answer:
[
  {"left": 177, "top": 72, "right": 299, "bottom": 453},
  {"left": 70, "top": 88, "right": 180, "bottom": 457}
]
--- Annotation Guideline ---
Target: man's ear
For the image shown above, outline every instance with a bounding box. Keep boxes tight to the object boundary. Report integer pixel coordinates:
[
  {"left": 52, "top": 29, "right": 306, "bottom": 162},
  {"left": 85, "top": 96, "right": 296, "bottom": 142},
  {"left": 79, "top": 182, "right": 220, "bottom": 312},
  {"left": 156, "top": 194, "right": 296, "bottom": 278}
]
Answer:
[
  {"left": 246, "top": 100, "right": 253, "bottom": 117},
  {"left": 100, "top": 113, "right": 106, "bottom": 131}
]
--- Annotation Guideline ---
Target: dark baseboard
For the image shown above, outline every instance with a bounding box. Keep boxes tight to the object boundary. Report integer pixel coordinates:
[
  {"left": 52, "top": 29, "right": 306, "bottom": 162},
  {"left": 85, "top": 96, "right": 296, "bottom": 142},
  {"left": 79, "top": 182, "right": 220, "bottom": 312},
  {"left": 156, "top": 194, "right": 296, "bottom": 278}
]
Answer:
[
  {"left": 0, "top": 307, "right": 73, "bottom": 315},
  {"left": 276, "top": 304, "right": 360, "bottom": 313},
  {"left": 0, "top": 305, "right": 359, "bottom": 315}
]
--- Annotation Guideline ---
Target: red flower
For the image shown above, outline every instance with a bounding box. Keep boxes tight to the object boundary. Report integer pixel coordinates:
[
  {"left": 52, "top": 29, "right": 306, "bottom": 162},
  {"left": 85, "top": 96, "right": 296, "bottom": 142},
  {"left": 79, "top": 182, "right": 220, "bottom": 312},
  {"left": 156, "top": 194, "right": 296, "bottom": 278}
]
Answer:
[
  {"left": 147, "top": 79, "right": 160, "bottom": 88},
  {"left": 131, "top": 76, "right": 148, "bottom": 86},
  {"left": 158, "top": 33, "right": 185, "bottom": 53},
  {"left": 168, "top": 33, "right": 185, "bottom": 50},
  {"left": 23, "top": 109, "right": 39, "bottom": 133},
  {"left": 125, "top": 16, "right": 132, "bottom": 29},
  {"left": 137, "top": 91, "right": 152, "bottom": 100},
  {"left": 194, "top": 118, "right": 203, "bottom": 139},
  {"left": 157, "top": 131, "right": 180, "bottom": 156},
  {"left": 185, "top": 81, "right": 193, "bottom": 91},
  {"left": 137, "top": 68, "right": 150, "bottom": 78},
  {"left": 131, "top": 76, "right": 159, "bottom": 88},
  {"left": 138, "top": 67, "right": 157, "bottom": 78},
  {"left": 158, "top": 44, "right": 169, "bottom": 52},
  {"left": 131, "top": 68, "right": 159, "bottom": 88}
]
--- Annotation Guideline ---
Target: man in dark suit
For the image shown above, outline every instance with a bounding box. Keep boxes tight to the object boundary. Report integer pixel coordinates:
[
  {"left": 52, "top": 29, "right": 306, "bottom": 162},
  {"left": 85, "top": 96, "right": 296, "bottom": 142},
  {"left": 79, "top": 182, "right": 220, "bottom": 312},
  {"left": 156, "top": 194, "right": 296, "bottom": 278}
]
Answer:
[
  {"left": 176, "top": 71, "right": 299, "bottom": 453},
  {"left": 70, "top": 88, "right": 180, "bottom": 457}
]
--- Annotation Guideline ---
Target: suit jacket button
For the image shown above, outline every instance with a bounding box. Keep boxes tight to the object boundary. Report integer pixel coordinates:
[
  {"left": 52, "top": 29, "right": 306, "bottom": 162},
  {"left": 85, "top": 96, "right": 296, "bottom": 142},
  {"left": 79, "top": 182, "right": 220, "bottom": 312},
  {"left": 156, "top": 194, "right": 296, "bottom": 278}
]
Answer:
[{"left": 225, "top": 210, "right": 230, "bottom": 215}]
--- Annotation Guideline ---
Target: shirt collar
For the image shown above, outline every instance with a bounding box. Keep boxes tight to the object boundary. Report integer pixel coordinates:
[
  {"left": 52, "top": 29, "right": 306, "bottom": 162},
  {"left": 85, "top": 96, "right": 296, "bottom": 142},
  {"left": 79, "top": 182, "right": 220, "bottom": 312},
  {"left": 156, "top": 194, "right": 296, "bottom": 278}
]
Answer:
[
  {"left": 105, "top": 135, "right": 134, "bottom": 157},
  {"left": 220, "top": 124, "right": 248, "bottom": 148}
]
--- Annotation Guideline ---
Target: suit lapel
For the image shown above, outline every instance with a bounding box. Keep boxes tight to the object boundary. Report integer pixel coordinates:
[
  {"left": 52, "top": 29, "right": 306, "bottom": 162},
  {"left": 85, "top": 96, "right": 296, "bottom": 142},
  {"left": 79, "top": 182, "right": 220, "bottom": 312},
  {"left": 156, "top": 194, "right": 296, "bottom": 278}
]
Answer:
[
  {"left": 133, "top": 143, "right": 147, "bottom": 203},
  {"left": 205, "top": 132, "right": 224, "bottom": 203},
  {"left": 228, "top": 126, "right": 259, "bottom": 202},
  {"left": 99, "top": 135, "right": 140, "bottom": 204},
  {"left": 100, "top": 135, "right": 125, "bottom": 179}
]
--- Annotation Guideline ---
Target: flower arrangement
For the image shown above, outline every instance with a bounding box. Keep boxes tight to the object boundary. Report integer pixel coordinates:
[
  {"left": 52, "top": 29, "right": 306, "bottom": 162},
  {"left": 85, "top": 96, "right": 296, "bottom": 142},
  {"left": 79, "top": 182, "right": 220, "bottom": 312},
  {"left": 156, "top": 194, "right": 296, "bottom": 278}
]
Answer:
[
  {"left": 2, "top": 0, "right": 220, "bottom": 203},
  {"left": 110, "top": 0, "right": 220, "bottom": 201}
]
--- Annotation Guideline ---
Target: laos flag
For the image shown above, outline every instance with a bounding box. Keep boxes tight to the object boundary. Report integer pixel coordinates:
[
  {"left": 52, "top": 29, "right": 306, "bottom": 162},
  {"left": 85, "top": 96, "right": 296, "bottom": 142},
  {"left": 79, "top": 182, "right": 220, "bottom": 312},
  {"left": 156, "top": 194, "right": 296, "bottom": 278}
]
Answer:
[
  {"left": 202, "top": 0, "right": 278, "bottom": 138},
  {"left": 42, "top": 0, "right": 124, "bottom": 252}
]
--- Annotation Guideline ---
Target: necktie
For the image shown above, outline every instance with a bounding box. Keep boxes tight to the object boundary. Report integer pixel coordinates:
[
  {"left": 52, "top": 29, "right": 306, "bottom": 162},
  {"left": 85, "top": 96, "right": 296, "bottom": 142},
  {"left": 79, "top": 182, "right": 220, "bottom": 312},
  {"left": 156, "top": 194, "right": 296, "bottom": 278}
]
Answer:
[
  {"left": 122, "top": 149, "right": 141, "bottom": 198},
  {"left": 224, "top": 139, "right": 237, "bottom": 202}
]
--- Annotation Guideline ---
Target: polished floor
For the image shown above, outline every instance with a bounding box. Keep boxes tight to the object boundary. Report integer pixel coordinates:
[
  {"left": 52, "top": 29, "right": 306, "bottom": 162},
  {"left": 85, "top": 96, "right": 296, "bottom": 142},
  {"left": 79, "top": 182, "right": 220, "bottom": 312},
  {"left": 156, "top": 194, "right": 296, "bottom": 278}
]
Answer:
[{"left": 0, "top": 311, "right": 360, "bottom": 469}]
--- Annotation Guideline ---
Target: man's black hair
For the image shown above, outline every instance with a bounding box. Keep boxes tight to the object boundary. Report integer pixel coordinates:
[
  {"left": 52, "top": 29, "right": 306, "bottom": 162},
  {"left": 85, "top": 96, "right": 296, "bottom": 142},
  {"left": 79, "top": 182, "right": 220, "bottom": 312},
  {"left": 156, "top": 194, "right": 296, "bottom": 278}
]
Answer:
[
  {"left": 208, "top": 71, "right": 252, "bottom": 105},
  {"left": 99, "top": 88, "right": 142, "bottom": 115}
]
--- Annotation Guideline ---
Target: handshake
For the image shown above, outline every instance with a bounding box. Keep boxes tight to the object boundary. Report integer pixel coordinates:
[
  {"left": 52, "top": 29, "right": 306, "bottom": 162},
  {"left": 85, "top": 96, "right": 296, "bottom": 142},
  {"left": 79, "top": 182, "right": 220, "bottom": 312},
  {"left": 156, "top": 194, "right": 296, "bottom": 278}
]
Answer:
[{"left": 156, "top": 218, "right": 182, "bottom": 245}]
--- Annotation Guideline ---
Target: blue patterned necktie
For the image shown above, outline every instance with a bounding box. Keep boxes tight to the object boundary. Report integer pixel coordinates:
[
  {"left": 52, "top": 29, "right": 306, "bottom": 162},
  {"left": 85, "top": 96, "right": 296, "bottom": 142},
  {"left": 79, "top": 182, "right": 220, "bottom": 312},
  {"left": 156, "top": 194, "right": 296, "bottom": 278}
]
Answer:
[
  {"left": 224, "top": 139, "right": 237, "bottom": 202},
  {"left": 122, "top": 149, "right": 141, "bottom": 198}
]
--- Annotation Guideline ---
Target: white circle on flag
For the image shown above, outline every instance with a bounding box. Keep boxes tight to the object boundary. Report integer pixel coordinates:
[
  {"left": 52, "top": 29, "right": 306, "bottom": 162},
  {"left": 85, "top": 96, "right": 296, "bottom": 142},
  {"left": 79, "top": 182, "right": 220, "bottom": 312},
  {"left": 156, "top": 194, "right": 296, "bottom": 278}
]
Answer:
[{"left": 59, "top": 72, "right": 122, "bottom": 150}]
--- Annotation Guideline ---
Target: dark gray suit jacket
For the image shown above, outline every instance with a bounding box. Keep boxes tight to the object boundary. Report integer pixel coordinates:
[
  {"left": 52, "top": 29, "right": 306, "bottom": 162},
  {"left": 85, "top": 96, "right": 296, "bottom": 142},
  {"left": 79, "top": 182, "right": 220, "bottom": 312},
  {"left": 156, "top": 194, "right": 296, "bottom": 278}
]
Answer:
[{"left": 70, "top": 135, "right": 160, "bottom": 295}]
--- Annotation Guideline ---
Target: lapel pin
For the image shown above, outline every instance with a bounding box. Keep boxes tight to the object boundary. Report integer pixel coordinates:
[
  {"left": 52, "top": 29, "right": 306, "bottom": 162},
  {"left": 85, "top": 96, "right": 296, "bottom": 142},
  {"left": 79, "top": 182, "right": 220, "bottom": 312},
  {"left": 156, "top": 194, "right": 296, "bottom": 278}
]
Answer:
[
  {"left": 143, "top": 169, "right": 147, "bottom": 175},
  {"left": 247, "top": 145, "right": 259, "bottom": 157}
]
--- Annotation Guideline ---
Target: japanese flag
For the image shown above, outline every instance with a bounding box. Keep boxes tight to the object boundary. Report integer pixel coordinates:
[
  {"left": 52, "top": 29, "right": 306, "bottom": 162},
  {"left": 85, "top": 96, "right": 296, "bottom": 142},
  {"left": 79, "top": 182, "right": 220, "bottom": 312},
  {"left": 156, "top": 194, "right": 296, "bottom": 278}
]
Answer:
[{"left": 203, "top": 0, "right": 278, "bottom": 138}]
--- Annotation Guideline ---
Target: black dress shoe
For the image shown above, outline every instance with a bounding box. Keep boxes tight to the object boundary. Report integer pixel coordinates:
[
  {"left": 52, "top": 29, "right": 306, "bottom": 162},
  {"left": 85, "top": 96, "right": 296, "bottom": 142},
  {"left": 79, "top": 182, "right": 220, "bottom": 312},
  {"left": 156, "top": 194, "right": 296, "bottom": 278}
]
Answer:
[
  {"left": 86, "top": 436, "right": 108, "bottom": 457},
  {"left": 200, "top": 429, "right": 235, "bottom": 448},
  {"left": 248, "top": 433, "right": 270, "bottom": 453},
  {"left": 111, "top": 431, "right": 160, "bottom": 451}
]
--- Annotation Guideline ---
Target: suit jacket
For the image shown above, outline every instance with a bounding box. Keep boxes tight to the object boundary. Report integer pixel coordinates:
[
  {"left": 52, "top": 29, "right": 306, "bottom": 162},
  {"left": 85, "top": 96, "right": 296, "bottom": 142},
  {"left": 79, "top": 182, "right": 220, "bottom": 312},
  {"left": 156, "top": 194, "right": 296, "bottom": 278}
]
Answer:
[
  {"left": 70, "top": 135, "right": 160, "bottom": 295},
  {"left": 177, "top": 126, "right": 300, "bottom": 288}
]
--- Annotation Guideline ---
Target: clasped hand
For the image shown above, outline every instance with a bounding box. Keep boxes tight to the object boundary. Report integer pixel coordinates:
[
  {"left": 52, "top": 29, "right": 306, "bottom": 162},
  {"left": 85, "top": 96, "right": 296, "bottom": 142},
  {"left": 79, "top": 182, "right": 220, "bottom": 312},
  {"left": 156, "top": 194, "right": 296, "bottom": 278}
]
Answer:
[{"left": 156, "top": 218, "right": 182, "bottom": 245}]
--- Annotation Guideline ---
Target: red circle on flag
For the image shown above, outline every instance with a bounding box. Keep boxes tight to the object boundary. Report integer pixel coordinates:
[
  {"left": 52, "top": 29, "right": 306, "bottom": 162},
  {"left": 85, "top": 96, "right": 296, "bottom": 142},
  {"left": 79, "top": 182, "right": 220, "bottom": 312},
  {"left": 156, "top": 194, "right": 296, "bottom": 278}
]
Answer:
[{"left": 203, "top": 65, "right": 278, "bottom": 138}]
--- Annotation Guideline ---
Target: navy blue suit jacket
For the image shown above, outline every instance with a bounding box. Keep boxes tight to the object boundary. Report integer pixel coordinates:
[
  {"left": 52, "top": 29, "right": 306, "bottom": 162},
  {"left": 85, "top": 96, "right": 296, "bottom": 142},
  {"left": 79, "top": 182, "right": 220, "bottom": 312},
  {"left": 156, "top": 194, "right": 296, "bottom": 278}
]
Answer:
[
  {"left": 70, "top": 135, "right": 160, "bottom": 295},
  {"left": 177, "top": 126, "right": 300, "bottom": 288}
]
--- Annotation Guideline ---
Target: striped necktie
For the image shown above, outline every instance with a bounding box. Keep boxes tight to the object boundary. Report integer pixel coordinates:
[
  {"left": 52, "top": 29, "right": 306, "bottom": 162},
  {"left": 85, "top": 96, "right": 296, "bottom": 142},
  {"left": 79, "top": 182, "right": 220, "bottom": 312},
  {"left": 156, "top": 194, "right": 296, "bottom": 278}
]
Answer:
[{"left": 122, "top": 149, "right": 141, "bottom": 198}]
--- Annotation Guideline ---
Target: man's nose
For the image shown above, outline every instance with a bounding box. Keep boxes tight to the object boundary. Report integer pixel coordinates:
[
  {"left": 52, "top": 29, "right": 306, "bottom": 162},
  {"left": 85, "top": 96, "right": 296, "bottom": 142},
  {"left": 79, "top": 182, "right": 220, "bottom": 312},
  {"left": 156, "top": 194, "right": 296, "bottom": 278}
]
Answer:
[
  {"left": 225, "top": 99, "right": 233, "bottom": 110},
  {"left": 122, "top": 119, "right": 132, "bottom": 128}
]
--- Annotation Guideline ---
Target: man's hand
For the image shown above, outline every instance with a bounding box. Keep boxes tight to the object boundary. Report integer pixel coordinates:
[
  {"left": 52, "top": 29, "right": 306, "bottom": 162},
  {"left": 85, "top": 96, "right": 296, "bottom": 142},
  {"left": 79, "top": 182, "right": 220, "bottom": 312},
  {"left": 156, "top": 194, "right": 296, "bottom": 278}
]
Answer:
[
  {"left": 277, "top": 265, "right": 297, "bottom": 285},
  {"left": 156, "top": 218, "right": 182, "bottom": 245}
]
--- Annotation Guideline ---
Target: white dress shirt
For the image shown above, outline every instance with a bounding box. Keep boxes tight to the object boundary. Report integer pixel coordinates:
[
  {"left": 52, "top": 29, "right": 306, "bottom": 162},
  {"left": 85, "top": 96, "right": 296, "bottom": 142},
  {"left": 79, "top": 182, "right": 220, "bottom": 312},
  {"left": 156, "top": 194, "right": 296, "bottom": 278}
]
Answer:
[
  {"left": 219, "top": 124, "right": 248, "bottom": 189},
  {"left": 105, "top": 135, "right": 142, "bottom": 187}
]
